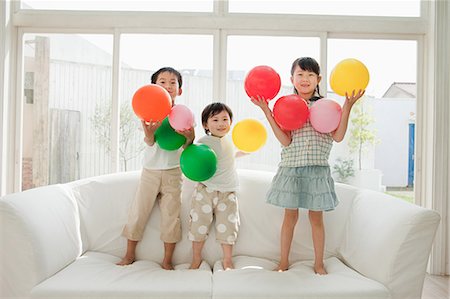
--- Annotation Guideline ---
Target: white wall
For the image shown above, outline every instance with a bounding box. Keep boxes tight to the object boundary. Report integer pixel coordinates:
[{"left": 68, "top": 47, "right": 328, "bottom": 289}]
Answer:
[{"left": 373, "top": 98, "right": 416, "bottom": 187}]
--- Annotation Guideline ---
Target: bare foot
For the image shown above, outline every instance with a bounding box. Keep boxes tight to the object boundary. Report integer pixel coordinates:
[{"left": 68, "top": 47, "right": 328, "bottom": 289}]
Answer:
[
  {"left": 116, "top": 256, "right": 135, "bottom": 266},
  {"left": 222, "top": 259, "right": 234, "bottom": 270},
  {"left": 161, "top": 262, "right": 174, "bottom": 270},
  {"left": 314, "top": 264, "right": 327, "bottom": 275},
  {"left": 189, "top": 258, "right": 202, "bottom": 269},
  {"left": 275, "top": 262, "right": 289, "bottom": 272}
]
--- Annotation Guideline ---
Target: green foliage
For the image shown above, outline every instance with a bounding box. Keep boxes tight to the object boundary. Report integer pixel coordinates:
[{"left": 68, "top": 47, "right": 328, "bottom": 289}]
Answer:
[
  {"left": 348, "top": 98, "right": 380, "bottom": 170},
  {"left": 332, "top": 157, "right": 355, "bottom": 183},
  {"left": 90, "top": 101, "right": 145, "bottom": 171}
]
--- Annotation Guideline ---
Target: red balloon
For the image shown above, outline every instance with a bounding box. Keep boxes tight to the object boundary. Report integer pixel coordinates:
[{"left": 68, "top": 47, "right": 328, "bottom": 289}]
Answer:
[
  {"left": 244, "top": 65, "right": 281, "bottom": 100},
  {"left": 273, "top": 95, "right": 309, "bottom": 131},
  {"left": 132, "top": 84, "right": 172, "bottom": 122}
]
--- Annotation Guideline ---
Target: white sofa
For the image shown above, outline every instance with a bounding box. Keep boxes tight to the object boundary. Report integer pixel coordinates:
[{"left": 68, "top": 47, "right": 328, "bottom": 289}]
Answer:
[{"left": 0, "top": 169, "right": 440, "bottom": 299}]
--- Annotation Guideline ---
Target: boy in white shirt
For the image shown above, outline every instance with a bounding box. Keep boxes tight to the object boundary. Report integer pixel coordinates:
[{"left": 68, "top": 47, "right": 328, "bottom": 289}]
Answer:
[{"left": 117, "top": 67, "right": 194, "bottom": 269}]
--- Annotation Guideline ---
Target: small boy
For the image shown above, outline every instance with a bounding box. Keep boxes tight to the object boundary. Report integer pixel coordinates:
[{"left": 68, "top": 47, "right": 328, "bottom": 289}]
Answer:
[
  {"left": 189, "top": 102, "right": 242, "bottom": 270},
  {"left": 117, "top": 67, "right": 194, "bottom": 270}
]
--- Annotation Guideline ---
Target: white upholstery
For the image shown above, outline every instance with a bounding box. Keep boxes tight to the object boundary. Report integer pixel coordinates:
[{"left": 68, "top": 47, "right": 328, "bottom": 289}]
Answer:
[
  {"left": 0, "top": 169, "right": 441, "bottom": 299},
  {"left": 0, "top": 185, "right": 81, "bottom": 297},
  {"left": 212, "top": 256, "right": 389, "bottom": 299},
  {"left": 31, "top": 252, "right": 212, "bottom": 299}
]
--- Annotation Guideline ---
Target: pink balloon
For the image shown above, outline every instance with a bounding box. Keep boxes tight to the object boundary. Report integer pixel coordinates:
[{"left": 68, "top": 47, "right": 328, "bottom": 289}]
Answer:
[
  {"left": 309, "top": 99, "right": 342, "bottom": 133},
  {"left": 273, "top": 95, "right": 309, "bottom": 131},
  {"left": 168, "top": 104, "right": 195, "bottom": 131}
]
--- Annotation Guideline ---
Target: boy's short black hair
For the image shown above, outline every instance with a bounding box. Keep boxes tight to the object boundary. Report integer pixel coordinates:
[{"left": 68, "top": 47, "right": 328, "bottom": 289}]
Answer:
[
  {"left": 201, "top": 102, "right": 233, "bottom": 134},
  {"left": 151, "top": 67, "right": 183, "bottom": 88}
]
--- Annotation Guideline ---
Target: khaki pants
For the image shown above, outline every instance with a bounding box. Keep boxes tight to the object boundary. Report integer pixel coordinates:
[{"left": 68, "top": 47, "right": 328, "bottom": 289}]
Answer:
[
  {"left": 188, "top": 184, "right": 240, "bottom": 244},
  {"left": 122, "top": 167, "right": 182, "bottom": 243}
]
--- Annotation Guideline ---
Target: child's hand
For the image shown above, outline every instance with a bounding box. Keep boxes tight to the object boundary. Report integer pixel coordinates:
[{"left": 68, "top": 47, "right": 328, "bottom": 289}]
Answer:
[
  {"left": 142, "top": 120, "right": 161, "bottom": 138},
  {"left": 176, "top": 127, "right": 195, "bottom": 147},
  {"left": 250, "top": 95, "right": 271, "bottom": 114},
  {"left": 142, "top": 120, "right": 161, "bottom": 146},
  {"left": 344, "top": 89, "right": 365, "bottom": 108},
  {"left": 235, "top": 151, "right": 249, "bottom": 158}
]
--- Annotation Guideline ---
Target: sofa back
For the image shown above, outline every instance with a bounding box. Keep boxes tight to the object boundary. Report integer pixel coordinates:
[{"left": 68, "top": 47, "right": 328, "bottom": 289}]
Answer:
[
  {"left": 69, "top": 169, "right": 360, "bottom": 266},
  {"left": 0, "top": 184, "right": 82, "bottom": 297}
]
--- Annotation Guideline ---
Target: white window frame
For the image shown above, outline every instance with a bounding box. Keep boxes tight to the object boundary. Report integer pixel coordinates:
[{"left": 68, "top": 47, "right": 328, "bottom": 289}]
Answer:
[{"left": 2, "top": 0, "right": 447, "bottom": 275}]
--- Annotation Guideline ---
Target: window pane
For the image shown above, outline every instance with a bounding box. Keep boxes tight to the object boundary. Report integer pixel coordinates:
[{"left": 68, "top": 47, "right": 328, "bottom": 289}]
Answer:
[
  {"left": 327, "top": 39, "right": 417, "bottom": 203},
  {"left": 120, "top": 34, "right": 213, "bottom": 172},
  {"left": 229, "top": 0, "right": 420, "bottom": 17},
  {"left": 227, "top": 35, "right": 320, "bottom": 171},
  {"left": 21, "top": 0, "right": 213, "bottom": 12},
  {"left": 22, "top": 34, "right": 113, "bottom": 190}
]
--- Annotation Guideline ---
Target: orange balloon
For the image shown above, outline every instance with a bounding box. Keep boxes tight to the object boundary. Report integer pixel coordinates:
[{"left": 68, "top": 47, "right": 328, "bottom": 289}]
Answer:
[{"left": 132, "top": 84, "right": 172, "bottom": 122}]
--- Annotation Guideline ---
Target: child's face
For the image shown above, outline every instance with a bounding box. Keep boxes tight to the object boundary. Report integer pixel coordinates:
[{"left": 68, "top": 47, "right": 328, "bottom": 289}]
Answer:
[
  {"left": 291, "top": 65, "right": 321, "bottom": 98},
  {"left": 204, "top": 110, "right": 231, "bottom": 138},
  {"left": 155, "top": 71, "right": 182, "bottom": 104}
]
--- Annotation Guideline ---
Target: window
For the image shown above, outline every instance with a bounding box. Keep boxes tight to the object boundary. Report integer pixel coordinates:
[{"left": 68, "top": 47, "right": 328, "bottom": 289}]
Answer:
[
  {"left": 21, "top": 0, "right": 213, "bottom": 12},
  {"left": 327, "top": 39, "right": 417, "bottom": 202},
  {"left": 229, "top": 0, "right": 421, "bottom": 17},
  {"left": 22, "top": 34, "right": 113, "bottom": 190},
  {"left": 226, "top": 35, "right": 320, "bottom": 171},
  {"left": 119, "top": 34, "right": 213, "bottom": 171}
]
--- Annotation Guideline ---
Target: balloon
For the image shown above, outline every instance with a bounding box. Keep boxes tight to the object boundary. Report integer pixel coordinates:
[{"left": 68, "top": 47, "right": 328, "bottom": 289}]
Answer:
[
  {"left": 154, "top": 117, "right": 186, "bottom": 151},
  {"left": 273, "top": 95, "right": 309, "bottom": 131},
  {"left": 309, "top": 99, "right": 342, "bottom": 133},
  {"left": 244, "top": 65, "right": 281, "bottom": 100},
  {"left": 330, "top": 58, "right": 369, "bottom": 96},
  {"left": 168, "top": 104, "right": 195, "bottom": 131},
  {"left": 180, "top": 144, "right": 217, "bottom": 181},
  {"left": 132, "top": 84, "right": 172, "bottom": 122},
  {"left": 232, "top": 119, "right": 267, "bottom": 152}
]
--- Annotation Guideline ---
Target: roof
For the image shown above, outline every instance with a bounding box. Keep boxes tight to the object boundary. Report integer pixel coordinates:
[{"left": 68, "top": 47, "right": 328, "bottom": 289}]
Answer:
[{"left": 382, "top": 82, "right": 416, "bottom": 98}]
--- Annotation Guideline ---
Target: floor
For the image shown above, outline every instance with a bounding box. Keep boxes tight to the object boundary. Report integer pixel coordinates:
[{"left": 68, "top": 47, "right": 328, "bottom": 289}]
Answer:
[{"left": 422, "top": 274, "right": 449, "bottom": 299}]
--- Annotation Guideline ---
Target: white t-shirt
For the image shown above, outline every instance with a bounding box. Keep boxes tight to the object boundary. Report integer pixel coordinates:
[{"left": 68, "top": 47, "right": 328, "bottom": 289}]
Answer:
[
  {"left": 142, "top": 142, "right": 182, "bottom": 170},
  {"left": 198, "top": 135, "right": 238, "bottom": 192}
]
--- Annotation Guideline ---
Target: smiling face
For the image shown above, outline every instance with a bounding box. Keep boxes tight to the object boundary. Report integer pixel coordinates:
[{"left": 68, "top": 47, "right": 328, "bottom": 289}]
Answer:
[
  {"left": 203, "top": 110, "right": 232, "bottom": 138},
  {"left": 291, "top": 65, "right": 322, "bottom": 101},
  {"left": 154, "top": 71, "right": 182, "bottom": 104}
]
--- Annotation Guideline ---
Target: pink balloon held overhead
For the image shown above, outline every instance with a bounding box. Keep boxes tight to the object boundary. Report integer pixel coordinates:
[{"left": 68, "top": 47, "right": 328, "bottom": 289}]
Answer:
[
  {"left": 244, "top": 65, "right": 281, "bottom": 101},
  {"left": 168, "top": 104, "right": 195, "bottom": 131},
  {"left": 309, "top": 98, "right": 342, "bottom": 133}
]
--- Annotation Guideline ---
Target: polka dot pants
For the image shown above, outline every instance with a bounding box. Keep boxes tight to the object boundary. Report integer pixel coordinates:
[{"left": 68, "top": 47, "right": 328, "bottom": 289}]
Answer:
[{"left": 188, "top": 184, "right": 239, "bottom": 244}]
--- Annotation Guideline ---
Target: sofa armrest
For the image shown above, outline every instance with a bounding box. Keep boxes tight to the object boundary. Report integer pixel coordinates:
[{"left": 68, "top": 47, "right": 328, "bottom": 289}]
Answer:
[
  {"left": 0, "top": 185, "right": 82, "bottom": 297},
  {"left": 339, "top": 190, "right": 440, "bottom": 299}
]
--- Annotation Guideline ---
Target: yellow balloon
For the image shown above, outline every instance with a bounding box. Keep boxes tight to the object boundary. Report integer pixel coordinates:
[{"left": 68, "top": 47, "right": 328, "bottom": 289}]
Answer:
[
  {"left": 232, "top": 119, "right": 267, "bottom": 153},
  {"left": 330, "top": 58, "right": 370, "bottom": 96}
]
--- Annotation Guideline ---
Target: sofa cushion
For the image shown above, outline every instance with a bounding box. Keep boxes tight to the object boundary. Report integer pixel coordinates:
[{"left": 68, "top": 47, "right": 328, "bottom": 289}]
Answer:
[
  {"left": 196, "top": 170, "right": 359, "bottom": 266},
  {"left": 339, "top": 189, "right": 441, "bottom": 299},
  {"left": 31, "top": 251, "right": 212, "bottom": 299},
  {"left": 211, "top": 256, "right": 390, "bottom": 299},
  {"left": 69, "top": 169, "right": 359, "bottom": 267},
  {"left": 0, "top": 184, "right": 81, "bottom": 297},
  {"left": 69, "top": 171, "right": 141, "bottom": 255}
]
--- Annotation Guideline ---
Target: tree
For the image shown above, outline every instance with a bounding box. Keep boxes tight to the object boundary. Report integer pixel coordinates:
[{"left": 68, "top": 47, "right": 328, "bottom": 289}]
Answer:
[
  {"left": 91, "top": 101, "right": 145, "bottom": 171},
  {"left": 348, "top": 98, "right": 380, "bottom": 170}
]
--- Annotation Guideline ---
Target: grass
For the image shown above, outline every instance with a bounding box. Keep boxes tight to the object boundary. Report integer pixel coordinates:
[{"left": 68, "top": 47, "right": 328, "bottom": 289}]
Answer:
[{"left": 385, "top": 190, "right": 415, "bottom": 204}]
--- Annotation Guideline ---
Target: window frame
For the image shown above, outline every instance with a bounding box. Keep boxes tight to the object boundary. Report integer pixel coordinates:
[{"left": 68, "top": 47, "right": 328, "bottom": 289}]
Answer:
[{"left": 3, "top": 0, "right": 445, "bottom": 276}]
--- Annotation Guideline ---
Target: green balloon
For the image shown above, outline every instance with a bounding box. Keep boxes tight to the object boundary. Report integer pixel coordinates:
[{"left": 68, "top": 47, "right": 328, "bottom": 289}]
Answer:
[
  {"left": 180, "top": 144, "right": 217, "bottom": 181},
  {"left": 155, "top": 117, "right": 186, "bottom": 151}
]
